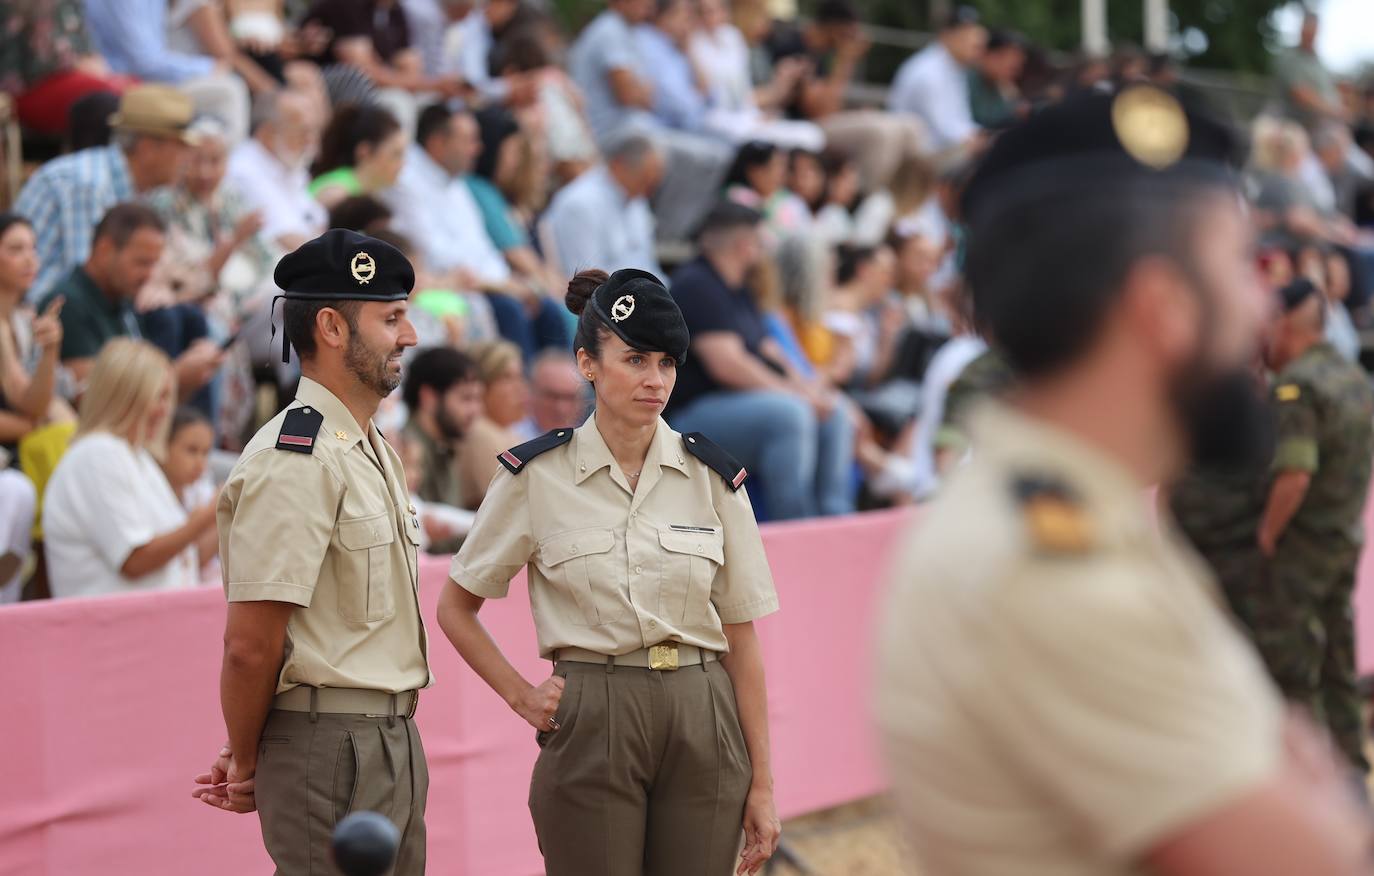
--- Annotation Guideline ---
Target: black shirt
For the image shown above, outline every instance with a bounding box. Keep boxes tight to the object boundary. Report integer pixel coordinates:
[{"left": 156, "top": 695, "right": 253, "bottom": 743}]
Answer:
[{"left": 666, "top": 257, "right": 770, "bottom": 416}]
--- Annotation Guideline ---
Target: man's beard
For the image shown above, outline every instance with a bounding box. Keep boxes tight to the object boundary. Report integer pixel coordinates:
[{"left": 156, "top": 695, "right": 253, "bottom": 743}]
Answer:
[
  {"left": 346, "top": 334, "right": 402, "bottom": 397},
  {"left": 435, "top": 405, "right": 466, "bottom": 442},
  {"left": 1170, "top": 363, "right": 1275, "bottom": 470}
]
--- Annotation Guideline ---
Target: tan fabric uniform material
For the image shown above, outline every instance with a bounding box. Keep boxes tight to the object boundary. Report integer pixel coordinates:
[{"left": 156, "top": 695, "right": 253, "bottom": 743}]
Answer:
[
  {"left": 876, "top": 404, "right": 1285, "bottom": 876},
  {"left": 219, "top": 376, "right": 432, "bottom": 876},
  {"left": 451, "top": 414, "right": 779, "bottom": 874}
]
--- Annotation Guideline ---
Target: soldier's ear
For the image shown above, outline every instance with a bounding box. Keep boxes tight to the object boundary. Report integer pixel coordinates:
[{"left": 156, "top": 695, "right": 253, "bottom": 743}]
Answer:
[{"left": 315, "top": 307, "right": 351, "bottom": 352}]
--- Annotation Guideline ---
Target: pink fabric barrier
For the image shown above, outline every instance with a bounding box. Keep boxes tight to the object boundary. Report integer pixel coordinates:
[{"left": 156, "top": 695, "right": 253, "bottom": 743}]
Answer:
[{"left": 0, "top": 509, "right": 910, "bottom": 876}]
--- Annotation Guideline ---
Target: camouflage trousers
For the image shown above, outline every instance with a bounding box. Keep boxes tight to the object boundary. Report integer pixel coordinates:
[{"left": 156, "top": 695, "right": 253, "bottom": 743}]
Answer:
[{"left": 1222, "top": 535, "right": 1368, "bottom": 773}]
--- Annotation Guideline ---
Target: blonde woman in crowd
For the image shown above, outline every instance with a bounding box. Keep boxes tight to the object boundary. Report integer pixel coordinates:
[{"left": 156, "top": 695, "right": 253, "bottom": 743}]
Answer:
[
  {"left": 457, "top": 339, "right": 531, "bottom": 508},
  {"left": 42, "top": 339, "right": 218, "bottom": 599}
]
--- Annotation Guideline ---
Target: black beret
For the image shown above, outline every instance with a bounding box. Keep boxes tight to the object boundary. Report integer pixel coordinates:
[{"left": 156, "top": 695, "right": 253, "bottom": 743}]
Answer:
[
  {"left": 274, "top": 228, "right": 415, "bottom": 301},
  {"left": 962, "top": 85, "right": 1243, "bottom": 224},
  {"left": 589, "top": 269, "right": 689, "bottom": 363},
  {"left": 1278, "top": 277, "right": 1321, "bottom": 314}
]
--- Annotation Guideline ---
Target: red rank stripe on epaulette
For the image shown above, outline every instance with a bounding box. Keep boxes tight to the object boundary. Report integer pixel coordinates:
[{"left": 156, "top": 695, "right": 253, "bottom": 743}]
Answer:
[
  {"left": 732, "top": 469, "right": 747, "bottom": 489},
  {"left": 280, "top": 435, "right": 313, "bottom": 448},
  {"left": 501, "top": 450, "right": 522, "bottom": 469}
]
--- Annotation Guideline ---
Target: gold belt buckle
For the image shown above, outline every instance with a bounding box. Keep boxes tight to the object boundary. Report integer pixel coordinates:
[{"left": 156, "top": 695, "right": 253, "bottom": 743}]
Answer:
[{"left": 649, "top": 643, "right": 679, "bottom": 671}]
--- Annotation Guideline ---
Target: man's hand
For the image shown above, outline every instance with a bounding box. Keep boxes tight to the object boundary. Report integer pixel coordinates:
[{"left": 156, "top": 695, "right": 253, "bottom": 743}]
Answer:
[
  {"left": 175, "top": 340, "right": 225, "bottom": 392},
  {"left": 231, "top": 211, "right": 266, "bottom": 246},
  {"left": 192, "top": 744, "right": 257, "bottom": 813},
  {"left": 512, "top": 675, "right": 564, "bottom": 731},
  {"left": 32, "top": 297, "right": 64, "bottom": 353},
  {"left": 737, "top": 786, "right": 782, "bottom": 875}
]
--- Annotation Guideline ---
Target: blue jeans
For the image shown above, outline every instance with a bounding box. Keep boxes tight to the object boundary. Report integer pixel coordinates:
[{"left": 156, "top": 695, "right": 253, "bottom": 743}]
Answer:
[
  {"left": 669, "top": 390, "right": 855, "bottom": 520},
  {"left": 486, "top": 293, "right": 571, "bottom": 361}
]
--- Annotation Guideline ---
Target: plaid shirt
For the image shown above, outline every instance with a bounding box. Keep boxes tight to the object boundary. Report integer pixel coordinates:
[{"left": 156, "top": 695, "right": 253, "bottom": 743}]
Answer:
[{"left": 15, "top": 145, "right": 134, "bottom": 303}]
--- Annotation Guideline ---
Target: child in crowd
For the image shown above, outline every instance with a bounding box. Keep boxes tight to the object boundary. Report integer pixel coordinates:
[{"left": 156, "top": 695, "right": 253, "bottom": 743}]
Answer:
[{"left": 161, "top": 406, "right": 219, "bottom": 527}]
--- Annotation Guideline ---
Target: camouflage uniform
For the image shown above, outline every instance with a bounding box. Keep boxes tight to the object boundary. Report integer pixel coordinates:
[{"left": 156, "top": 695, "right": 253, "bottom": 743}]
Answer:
[
  {"left": 1170, "top": 459, "right": 1268, "bottom": 636},
  {"left": 1265, "top": 341, "right": 1374, "bottom": 772},
  {"left": 939, "top": 349, "right": 1015, "bottom": 455}
]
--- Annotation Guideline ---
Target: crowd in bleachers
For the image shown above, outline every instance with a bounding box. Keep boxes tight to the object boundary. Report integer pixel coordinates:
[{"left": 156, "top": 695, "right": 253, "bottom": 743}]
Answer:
[{"left": 1, "top": 0, "right": 1373, "bottom": 603}]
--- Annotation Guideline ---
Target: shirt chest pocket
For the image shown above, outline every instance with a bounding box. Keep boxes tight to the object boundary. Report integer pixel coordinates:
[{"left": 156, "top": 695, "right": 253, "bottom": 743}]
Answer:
[
  {"left": 337, "top": 512, "right": 397, "bottom": 623},
  {"left": 658, "top": 529, "right": 724, "bottom": 626},
  {"left": 538, "top": 528, "right": 623, "bottom": 627}
]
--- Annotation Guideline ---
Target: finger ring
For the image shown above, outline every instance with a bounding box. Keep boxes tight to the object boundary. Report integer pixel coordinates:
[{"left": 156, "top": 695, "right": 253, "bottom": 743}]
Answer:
[{"left": 547, "top": 717, "right": 560, "bottom": 730}]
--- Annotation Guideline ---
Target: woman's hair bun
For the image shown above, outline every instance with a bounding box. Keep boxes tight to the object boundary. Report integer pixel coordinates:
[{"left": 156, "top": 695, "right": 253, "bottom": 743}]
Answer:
[{"left": 565, "top": 268, "right": 609, "bottom": 316}]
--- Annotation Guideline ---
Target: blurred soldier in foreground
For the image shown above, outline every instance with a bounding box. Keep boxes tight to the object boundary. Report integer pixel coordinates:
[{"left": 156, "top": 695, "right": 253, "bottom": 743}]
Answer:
[{"left": 876, "top": 88, "right": 1374, "bottom": 875}]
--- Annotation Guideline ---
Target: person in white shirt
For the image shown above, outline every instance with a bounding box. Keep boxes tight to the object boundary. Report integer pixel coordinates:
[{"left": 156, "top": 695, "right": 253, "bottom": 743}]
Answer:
[
  {"left": 440, "top": 0, "right": 528, "bottom": 105},
  {"left": 43, "top": 339, "right": 218, "bottom": 600},
  {"left": 386, "top": 107, "right": 513, "bottom": 286},
  {"left": 541, "top": 132, "right": 664, "bottom": 278},
  {"left": 888, "top": 7, "right": 988, "bottom": 152},
  {"left": 226, "top": 90, "right": 327, "bottom": 254}
]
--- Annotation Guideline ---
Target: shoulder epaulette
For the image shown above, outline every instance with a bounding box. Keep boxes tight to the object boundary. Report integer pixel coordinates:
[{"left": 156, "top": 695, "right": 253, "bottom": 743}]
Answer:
[
  {"left": 276, "top": 406, "right": 324, "bottom": 454},
  {"left": 498, "top": 428, "right": 574, "bottom": 474},
  {"left": 1012, "top": 474, "right": 1093, "bottom": 554},
  {"left": 683, "top": 433, "right": 747, "bottom": 491}
]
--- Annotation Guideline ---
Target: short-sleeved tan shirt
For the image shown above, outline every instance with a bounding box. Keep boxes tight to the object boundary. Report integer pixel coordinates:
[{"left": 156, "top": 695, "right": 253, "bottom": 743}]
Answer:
[
  {"left": 450, "top": 414, "right": 779, "bottom": 658},
  {"left": 875, "top": 403, "right": 1284, "bottom": 876},
  {"left": 218, "top": 376, "right": 431, "bottom": 695}
]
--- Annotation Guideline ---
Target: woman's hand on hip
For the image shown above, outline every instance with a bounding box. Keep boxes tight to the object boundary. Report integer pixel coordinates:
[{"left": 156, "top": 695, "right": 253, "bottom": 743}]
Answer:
[
  {"left": 513, "top": 675, "right": 565, "bottom": 731},
  {"left": 738, "top": 786, "right": 781, "bottom": 875}
]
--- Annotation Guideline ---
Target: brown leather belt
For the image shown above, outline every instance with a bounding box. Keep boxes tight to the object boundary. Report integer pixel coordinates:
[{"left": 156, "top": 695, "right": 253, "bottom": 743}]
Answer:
[
  {"left": 273, "top": 686, "right": 419, "bottom": 718},
  {"left": 553, "top": 643, "right": 718, "bottom": 671}
]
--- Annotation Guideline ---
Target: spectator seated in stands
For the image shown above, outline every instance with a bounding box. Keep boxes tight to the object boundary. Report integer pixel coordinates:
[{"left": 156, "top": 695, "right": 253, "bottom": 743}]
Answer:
[
  {"left": 569, "top": 0, "right": 731, "bottom": 241},
  {"left": 666, "top": 201, "right": 855, "bottom": 519},
  {"left": 0, "top": 0, "right": 133, "bottom": 139},
  {"left": 456, "top": 339, "right": 529, "bottom": 508},
  {"left": 687, "top": 0, "right": 824, "bottom": 150},
  {"left": 888, "top": 6, "right": 987, "bottom": 153},
  {"left": 542, "top": 131, "right": 664, "bottom": 279},
  {"left": 368, "top": 228, "right": 501, "bottom": 352},
  {"left": 724, "top": 140, "right": 813, "bottom": 245},
  {"left": 968, "top": 30, "right": 1028, "bottom": 130},
  {"left": 387, "top": 102, "right": 567, "bottom": 359},
  {"left": 15, "top": 84, "right": 196, "bottom": 301},
  {"left": 301, "top": 0, "right": 466, "bottom": 133},
  {"left": 226, "top": 89, "right": 327, "bottom": 254},
  {"left": 440, "top": 0, "right": 534, "bottom": 107},
  {"left": 0, "top": 215, "right": 76, "bottom": 605},
  {"left": 165, "top": 0, "right": 295, "bottom": 99},
  {"left": 42, "top": 338, "right": 218, "bottom": 599},
  {"left": 401, "top": 346, "right": 485, "bottom": 553},
  {"left": 514, "top": 350, "right": 588, "bottom": 441},
  {"left": 309, "top": 103, "right": 409, "bottom": 208},
  {"left": 764, "top": 0, "right": 926, "bottom": 192},
  {"left": 160, "top": 405, "right": 218, "bottom": 516},
  {"left": 40, "top": 203, "right": 223, "bottom": 402},
  {"left": 83, "top": 0, "right": 251, "bottom": 143}
]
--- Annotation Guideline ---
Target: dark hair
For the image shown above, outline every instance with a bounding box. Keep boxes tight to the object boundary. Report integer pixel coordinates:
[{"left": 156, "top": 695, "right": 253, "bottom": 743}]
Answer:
[
  {"left": 312, "top": 104, "right": 401, "bottom": 178},
  {"left": 986, "top": 30, "right": 1025, "bottom": 54},
  {"left": 967, "top": 179, "right": 1214, "bottom": 376},
  {"left": 475, "top": 106, "right": 520, "bottom": 181},
  {"left": 0, "top": 213, "right": 31, "bottom": 241},
  {"left": 491, "top": 26, "right": 552, "bottom": 73},
  {"left": 940, "top": 4, "right": 980, "bottom": 30},
  {"left": 93, "top": 202, "right": 166, "bottom": 248},
  {"left": 327, "top": 195, "right": 393, "bottom": 234},
  {"left": 836, "top": 245, "right": 878, "bottom": 285},
  {"left": 566, "top": 269, "right": 611, "bottom": 360},
  {"left": 724, "top": 140, "right": 779, "bottom": 190},
  {"left": 789, "top": 149, "right": 826, "bottom": 211},
  {"left": 67, "top": 90, "right": 120, "bottom": 152},
  {"left": 815, "top": 0, "right": 859, "bottom": 26},
  {"left": 403, "top": 346, "right": 480, "bottom": 411},
  {"left": 169, "top": 405, "right": 212, "bottom": 440},
  {"left": 282, "top": 298, "right": 363, "bottom": 361},
  {"left": 416, "top": 102, "right": 454, "bottom": 150}
]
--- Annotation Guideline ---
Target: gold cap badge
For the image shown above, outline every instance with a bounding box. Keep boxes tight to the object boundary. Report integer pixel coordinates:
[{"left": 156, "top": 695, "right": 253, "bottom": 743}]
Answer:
[
  {"left": 611, "top": 294, "right": 635, "bottom": 322},
  {"left": 350, "top": 251, "right": 376, "bottom": 284},
  {"left": 1111, "top": 85, "right": 1189, "bottom": 170}
]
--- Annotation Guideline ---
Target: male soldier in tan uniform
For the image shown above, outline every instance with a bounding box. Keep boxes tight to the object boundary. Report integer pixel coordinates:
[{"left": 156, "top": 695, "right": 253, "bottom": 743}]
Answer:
[
  {"left": 876, "top": 89, "right": 1373, "bottom": 875},
  {"left": 192, "top": 229, "right": 430, "bottom": 874}
]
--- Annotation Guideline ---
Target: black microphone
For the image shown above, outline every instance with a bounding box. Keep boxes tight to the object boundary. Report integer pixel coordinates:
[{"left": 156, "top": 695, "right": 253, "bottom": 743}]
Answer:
[{"left": 332, "top": 811, "right": 400, "bottom": 876}]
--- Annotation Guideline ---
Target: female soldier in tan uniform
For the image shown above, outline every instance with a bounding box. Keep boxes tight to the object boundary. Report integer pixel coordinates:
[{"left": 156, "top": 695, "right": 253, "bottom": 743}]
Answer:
[{"left": 438, "top": 268, "right": 782, "bottom": 876}]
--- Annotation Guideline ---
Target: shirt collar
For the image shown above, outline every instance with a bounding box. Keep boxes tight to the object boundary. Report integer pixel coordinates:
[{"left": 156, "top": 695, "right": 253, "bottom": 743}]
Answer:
[
  {"left": 573, "top": 411, "right": 689, "bottom": 485},
  {"left": 594, "top": 164, "right": 634, "bottom": 208},
  {"left": 408, "top": 144, "right": 458, "bottom": 185},
  {"left": 296, "top": 376, "right": 369, "bottom": 449}
]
